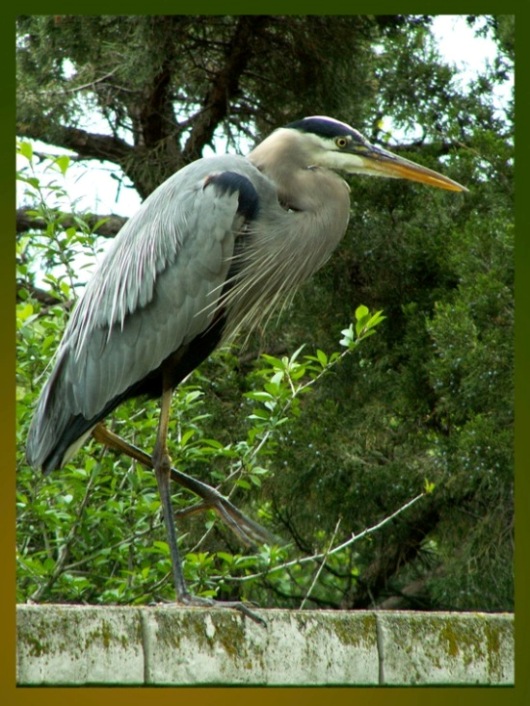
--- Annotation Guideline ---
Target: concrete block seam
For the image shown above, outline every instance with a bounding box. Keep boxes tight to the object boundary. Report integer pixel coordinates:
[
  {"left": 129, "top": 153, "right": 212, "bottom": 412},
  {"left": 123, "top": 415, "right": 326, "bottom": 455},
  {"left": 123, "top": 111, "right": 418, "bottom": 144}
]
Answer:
[
  {"left": 139, "top": 608, "right": 149, "bottom": 685},
  {"left": 374, "top": 612, "right": 385, "bottom": 685}
]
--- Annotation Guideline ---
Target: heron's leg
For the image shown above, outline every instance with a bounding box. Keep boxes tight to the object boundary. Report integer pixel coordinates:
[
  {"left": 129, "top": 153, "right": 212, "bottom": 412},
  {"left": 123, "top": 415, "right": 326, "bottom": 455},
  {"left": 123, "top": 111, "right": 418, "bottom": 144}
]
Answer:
[
  {"left": 152, "top": 383, "right": 191, "bottom": 601},
  {"left": 92, "top": 424, "right": 275, "bottom": 546},
  {"left": 149, "top": 383, "right": 267, "bottom": 625}
]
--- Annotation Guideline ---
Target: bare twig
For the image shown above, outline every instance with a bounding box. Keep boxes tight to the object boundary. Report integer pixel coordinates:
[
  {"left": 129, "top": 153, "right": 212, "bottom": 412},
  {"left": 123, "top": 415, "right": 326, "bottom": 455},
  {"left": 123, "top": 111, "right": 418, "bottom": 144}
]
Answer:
[
  {"left": 299, "top": 517, "right": 341, "bottom": 609},
  {"left": 212, "top": 491, "right": 427, "bottom": 584}
]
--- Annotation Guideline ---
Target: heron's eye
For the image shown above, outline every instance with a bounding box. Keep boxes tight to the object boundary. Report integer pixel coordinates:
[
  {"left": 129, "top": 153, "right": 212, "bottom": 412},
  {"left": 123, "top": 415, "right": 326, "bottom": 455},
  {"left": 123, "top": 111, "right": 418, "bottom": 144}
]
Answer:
[{"left": 335, "top": 137, "right": 349, "bottom": 149}]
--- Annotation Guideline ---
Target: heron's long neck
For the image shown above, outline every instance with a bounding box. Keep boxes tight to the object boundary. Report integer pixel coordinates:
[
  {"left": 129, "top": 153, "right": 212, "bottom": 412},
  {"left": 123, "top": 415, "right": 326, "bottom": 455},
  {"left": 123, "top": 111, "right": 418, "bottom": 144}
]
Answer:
[
  {"left": 217, "top": 143, "right": 352, "bottom": 342},
  {"left": 249, "top": 153, "right": 351, "bottom": 280},
  {"left": 288, "top": 171, "right": 349, "bottom": 281},
  {"left": 215, "top": 135, "right": 353, "bottom": 340}
]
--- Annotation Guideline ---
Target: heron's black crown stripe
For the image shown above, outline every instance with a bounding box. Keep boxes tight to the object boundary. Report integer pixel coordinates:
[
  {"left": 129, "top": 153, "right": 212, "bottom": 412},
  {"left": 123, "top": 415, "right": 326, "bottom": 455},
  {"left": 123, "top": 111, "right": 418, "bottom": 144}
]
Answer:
[
  {"left": 286, "top": 117, "right": 360, "bottom": 141},
  {"left": 206, "top": 171, "right": 260, "bottom": 221}
]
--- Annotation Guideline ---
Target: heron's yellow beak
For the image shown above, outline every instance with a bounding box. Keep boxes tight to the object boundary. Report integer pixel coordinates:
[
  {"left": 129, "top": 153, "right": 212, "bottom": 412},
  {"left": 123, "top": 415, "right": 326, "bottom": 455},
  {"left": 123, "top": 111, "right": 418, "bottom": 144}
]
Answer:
[{"left": 352, "top": 143, "right": 468, "bottom": 192}]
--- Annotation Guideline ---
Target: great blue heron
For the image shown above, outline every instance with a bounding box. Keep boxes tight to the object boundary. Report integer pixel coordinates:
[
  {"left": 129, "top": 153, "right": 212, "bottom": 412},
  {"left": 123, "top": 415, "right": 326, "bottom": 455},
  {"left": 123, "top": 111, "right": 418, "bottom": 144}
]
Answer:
[{"left": 26, "top": 116, "right": 466, "bottom": 616}]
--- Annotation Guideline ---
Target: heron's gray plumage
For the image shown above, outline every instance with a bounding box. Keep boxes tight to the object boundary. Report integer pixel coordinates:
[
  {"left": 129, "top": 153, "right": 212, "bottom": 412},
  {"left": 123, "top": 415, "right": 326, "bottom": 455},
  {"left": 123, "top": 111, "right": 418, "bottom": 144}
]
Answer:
[
  {"left": 27, "top": 156, "right": 263, "bottom": 470},
  {"left": 26, "top": 116, "right": 466, "bottom": 474},
  {"left": 67, "top": 160, "right": 246, "bottom": 416}
]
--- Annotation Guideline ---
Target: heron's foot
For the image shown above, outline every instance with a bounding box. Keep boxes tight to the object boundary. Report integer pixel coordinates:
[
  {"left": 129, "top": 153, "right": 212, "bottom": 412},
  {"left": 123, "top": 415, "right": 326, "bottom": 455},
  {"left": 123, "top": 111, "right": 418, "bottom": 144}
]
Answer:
[{"left": 178, "top": 592, "right": 266, "bottom": 627}]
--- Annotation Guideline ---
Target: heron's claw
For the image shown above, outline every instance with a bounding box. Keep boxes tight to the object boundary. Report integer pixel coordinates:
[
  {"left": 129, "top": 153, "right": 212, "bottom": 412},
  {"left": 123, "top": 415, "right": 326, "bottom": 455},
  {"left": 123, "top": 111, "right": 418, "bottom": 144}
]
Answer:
[{"left": 178, "top": 593, "right": 267, "bottom": 627}]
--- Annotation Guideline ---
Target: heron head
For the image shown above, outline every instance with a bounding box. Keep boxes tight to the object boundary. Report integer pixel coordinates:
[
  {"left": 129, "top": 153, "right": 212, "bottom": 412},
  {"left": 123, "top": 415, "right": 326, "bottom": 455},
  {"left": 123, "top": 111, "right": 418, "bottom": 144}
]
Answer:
[{"left": 282, "top": 116, "right": 467, "bottom": 193}]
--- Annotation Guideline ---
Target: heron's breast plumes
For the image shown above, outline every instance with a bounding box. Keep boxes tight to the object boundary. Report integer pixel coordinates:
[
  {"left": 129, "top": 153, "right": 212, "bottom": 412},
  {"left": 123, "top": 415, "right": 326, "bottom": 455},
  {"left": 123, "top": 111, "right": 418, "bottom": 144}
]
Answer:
[{"left": 218, "top": 183, "right": 350, "bottom": 342}]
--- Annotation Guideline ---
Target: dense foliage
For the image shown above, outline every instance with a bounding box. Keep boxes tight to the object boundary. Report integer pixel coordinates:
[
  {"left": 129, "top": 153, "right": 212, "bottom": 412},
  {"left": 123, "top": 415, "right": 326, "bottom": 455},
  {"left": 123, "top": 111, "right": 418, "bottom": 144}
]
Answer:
[{"left": 16, "top": 15, "right": 514, "bottom": 611}]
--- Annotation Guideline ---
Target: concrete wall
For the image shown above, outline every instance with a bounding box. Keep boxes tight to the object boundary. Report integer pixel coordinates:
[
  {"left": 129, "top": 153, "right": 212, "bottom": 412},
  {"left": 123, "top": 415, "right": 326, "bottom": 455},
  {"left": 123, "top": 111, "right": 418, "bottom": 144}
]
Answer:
[{"left": 16, "top": 605, "right": 514, "bottom": 686}]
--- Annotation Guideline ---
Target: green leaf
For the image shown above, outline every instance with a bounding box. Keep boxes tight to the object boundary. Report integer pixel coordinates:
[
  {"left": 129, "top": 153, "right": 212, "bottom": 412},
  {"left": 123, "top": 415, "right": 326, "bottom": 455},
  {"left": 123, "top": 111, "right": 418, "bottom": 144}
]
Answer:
[
  {"left": 179, "top": 428, "right": 196, "bottom": 446},
  {"left": 17, "top": 302, "right": 34, "bottom": 324},
  {"left": 20, "top": 175, "right": 40, "bottom": 189},
  {"left": 289, "top": 344, "right": 306, "bottom": 364},
  {"left": 424, "top": 478, "right": 436, "bottom": 494},
  {"left": 355, "top": 304, "right": 369, "bottom": 322},
  {"left": 153, "top": 541, "right": 170, "bottom": 555},
  {"left": 54, "top": 155, "right": 70, "bottom": 176},
  {"left": 260, "top": 353, "right": 284, "bottom": 369},
  {"left": 248, "top": 409, "right": 270, "bottom": 421},
  {"left": 316, "top": 349, "right": 328, "bottom": 367},
  {"left": 245, "top": 391, "right": 275, "bottom": 403},
  {"left": 366, "top": 310, "right": 386, "bottom": 330},
  {"left": 201, "top": 438, "right": 224, "bottom": 450},
  {"left": 18, "top": 141, "right": 33, "bottom": 161}
]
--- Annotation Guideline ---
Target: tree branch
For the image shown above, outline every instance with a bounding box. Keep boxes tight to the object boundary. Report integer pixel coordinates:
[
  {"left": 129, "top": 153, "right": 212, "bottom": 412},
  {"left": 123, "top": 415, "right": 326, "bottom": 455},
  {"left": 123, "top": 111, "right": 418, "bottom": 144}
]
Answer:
[
  {"left": 182, "top": 16, "right": 269, "bottom": 162},
  {"left": 17, "top": 208, "right": 127, "bottom": 238},
  {"left": 16, "top": 123, "right": 134, "bottom": 165},
  {"left": 213, "top": 491, "right": 428, "bottom": 587},
  {"left": 349, "top": 500, "right": 441, "bottom": 609},
  {"left": 17, "top": 282, "right": 64, "bottom": 307}
]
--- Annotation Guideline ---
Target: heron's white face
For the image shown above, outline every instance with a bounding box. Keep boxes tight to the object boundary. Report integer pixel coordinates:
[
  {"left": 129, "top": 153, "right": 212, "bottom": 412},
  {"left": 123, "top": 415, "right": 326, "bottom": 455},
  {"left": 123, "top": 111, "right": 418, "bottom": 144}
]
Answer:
[
  {"left": 295, "top": 129, "right": 374, "bottom": 174},
  {"left": 285, "top": 116, "right": 467, "bottom": 192}
]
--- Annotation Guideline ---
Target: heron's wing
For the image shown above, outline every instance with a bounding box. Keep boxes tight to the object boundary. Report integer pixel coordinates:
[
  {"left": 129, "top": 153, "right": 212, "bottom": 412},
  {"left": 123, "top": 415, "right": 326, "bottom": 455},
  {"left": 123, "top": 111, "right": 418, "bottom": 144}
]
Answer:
[
  {"left": 67, "top": 164, "right": 258, "bottom": 419},
  {"left": 26, "top": 157, "right": 264, "bottom": 470}
]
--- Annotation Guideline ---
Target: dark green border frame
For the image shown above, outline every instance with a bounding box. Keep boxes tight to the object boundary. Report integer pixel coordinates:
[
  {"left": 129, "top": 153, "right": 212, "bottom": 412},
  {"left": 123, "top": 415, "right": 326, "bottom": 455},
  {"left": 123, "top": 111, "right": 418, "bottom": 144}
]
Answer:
[{"left": 5, "top": 5, "right": 526, "bottom": 705}]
